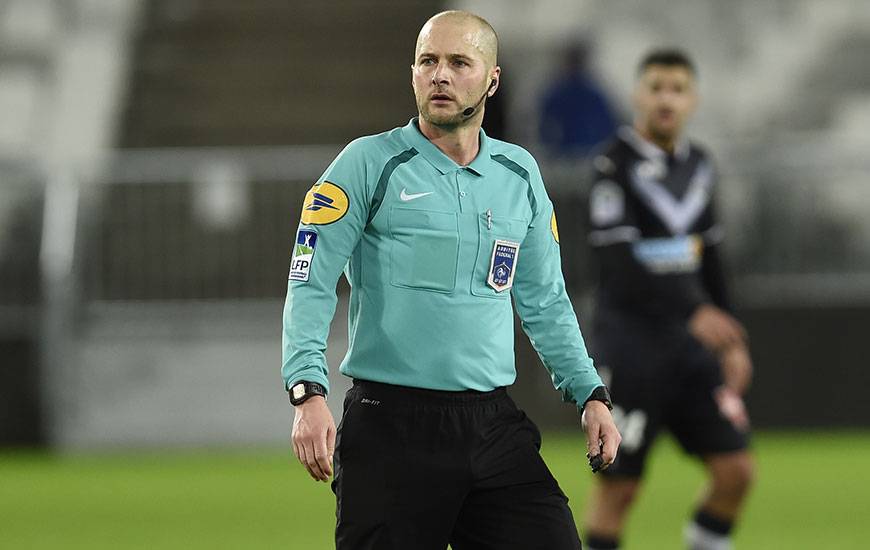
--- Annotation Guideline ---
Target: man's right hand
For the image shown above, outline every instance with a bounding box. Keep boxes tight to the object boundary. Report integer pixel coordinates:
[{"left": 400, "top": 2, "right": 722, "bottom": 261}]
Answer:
[
  {"left": 688, "top": 303, "right": 747, "bottom": 353},
  {"left": 291, "top": 396, "right": 336, "bottom": 482}
]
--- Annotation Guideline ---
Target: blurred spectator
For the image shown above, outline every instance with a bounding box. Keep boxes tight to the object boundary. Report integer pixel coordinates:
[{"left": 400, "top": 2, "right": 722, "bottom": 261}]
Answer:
[{"left": 539, "top": 40, "right": 619, "bottom": 157}]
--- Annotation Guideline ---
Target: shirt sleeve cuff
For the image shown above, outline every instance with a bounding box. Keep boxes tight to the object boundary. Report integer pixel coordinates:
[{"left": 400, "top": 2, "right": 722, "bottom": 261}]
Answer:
[{"left": 285, "top": 369, "right": 331, "bottom": 396}]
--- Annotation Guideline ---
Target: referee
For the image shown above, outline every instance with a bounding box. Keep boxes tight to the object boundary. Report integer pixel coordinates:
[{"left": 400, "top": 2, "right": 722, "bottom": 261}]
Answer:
[
  {"left": 283, "top": 10, "right": 620, "bottom": 550},
  {"left": 582, "top": 50, "right": 755, "bottom": 550}
]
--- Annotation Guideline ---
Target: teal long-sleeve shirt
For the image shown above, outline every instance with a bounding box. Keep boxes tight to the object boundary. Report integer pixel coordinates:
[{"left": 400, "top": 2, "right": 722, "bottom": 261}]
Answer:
[{"left": 282, "top": 118, "right": 603, "bottom": 407}]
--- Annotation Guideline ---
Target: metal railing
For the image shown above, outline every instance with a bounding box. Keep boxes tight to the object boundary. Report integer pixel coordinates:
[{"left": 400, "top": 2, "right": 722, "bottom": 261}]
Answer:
[{"left": 5, "top": 135, "right": 870, "bottom": 316}]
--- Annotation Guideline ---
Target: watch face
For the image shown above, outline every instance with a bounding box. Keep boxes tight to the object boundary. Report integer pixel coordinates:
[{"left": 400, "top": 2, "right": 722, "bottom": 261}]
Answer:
[{"left": 292, "top": 384, "right": 306, "bottom": 400}]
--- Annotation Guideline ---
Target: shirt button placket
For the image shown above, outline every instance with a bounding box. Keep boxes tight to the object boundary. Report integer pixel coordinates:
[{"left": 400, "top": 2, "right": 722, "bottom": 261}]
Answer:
[{"left": 456, "top": 172, "right": 467, "bottom": 212}]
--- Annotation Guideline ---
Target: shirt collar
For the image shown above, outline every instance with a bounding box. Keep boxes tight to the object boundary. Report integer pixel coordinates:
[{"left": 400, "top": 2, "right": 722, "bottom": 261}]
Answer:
[
  {"left": 401, "top": 117, "right": 492, "bottom": 176},
  {"left": 619, "top": 126, "right": 690, "bottom": 162}
]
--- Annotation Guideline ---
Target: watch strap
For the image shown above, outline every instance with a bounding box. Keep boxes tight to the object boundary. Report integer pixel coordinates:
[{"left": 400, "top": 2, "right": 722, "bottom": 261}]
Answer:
[
  {"left": 289, "top": 381, "right": 327, "bottom": 406},
  {"left": 582, "top": 385, "right": 613, "bottom": 411}
]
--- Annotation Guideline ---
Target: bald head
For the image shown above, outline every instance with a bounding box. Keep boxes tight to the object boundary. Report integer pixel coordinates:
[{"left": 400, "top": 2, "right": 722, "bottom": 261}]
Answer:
[{"left": 415, "top": 10, "right": 498, "bottom": 69}]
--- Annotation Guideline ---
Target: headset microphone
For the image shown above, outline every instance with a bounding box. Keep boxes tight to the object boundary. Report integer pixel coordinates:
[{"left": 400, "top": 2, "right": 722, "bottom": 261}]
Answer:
[{"left": 462, "top": 79, "right": 496, "bottom": 117}]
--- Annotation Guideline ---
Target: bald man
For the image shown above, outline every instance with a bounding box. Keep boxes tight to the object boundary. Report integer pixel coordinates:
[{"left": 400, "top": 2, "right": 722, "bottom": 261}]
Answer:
[{"left": 284, "top": 11, "right": 619, "bottom": 549}]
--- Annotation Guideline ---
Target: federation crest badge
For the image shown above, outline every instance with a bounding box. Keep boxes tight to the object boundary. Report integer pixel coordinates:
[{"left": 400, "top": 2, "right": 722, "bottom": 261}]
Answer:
[
  {"left": 487, "top": 240, "right": 520, "bottom": 292},
  {"left": 289, "top": 229, "right": 318, "bottom": 281}
]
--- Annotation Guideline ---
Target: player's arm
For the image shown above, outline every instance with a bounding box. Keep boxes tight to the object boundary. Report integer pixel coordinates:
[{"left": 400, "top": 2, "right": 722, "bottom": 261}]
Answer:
[
  {"left": 283, "top": 139, "right": 371, "bottom": 481},
  {"left": 700, "top": 231, "right": 732, "bottom": 312},
  {"left": 695, "top": 213, "right": 753, "bottom": 394},
  {"left": 512, "top": 159, "right": 620, "bottom": 468},
  {"left": 688, "top": 202, "right": 748, "bottom": 353}
]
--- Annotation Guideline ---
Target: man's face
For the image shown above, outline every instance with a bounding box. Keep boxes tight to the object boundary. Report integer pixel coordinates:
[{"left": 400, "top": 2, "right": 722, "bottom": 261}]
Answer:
[
  {"left": 411, "top": 19, "right": 497, "bottom": 128},
  {"left": 633, "top": 65, "right": 697, "bottom": 143}
]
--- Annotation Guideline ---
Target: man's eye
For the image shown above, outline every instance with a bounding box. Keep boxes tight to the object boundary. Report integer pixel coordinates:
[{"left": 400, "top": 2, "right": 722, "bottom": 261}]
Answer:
[
  {"left": 453, "top": 60, "right": 467, "bottom": 67},
  {"left": 420, "top": 58, "right": 435, "bottom": 65}
]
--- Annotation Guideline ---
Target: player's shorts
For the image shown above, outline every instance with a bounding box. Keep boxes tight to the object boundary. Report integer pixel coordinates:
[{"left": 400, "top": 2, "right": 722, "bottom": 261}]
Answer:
[{"left": 590, "top": 308, "right": 750, "bottom": 478}]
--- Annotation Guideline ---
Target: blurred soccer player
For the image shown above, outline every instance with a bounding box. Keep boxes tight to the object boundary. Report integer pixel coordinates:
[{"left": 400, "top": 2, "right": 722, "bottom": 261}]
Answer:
[
  {"left": 283, "top": 10, "right": 619, "bottom": 550},
  {"left": 582, "top": 49, "right": 755, "bottom": 550}
]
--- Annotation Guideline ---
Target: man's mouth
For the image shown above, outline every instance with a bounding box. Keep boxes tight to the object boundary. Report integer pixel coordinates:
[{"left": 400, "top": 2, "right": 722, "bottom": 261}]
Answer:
[{"left": 430, "top": 92, "right": 453, "bottom": 102}]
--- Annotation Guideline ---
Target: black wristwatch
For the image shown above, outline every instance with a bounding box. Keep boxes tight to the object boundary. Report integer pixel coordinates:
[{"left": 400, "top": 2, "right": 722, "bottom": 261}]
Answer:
[
  {"left": 582, "top": 385, "right": 613, "bottom": 411},
  {"left": 288, "top": 381, "right": 327, "bottom": 406}
]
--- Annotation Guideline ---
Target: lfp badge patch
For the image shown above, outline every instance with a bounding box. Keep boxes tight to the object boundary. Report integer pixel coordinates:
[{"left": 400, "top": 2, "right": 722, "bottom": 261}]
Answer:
[
  {"left": 487, "top": 240, "right": 520, "bottom": 292},
  {"left": 289, "top": 229, "right": 318, "bottom": 282}
]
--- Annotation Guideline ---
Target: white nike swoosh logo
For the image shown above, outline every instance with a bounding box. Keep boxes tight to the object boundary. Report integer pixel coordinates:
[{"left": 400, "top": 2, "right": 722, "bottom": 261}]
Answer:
[{"left": 400, "top": 188, "right": 434, "bottom": 202}]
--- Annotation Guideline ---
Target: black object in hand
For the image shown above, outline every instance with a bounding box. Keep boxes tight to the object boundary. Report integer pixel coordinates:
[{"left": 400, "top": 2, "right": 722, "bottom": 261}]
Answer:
[{"left": 588, "top": 453, "right": 605, "bottom": 473}]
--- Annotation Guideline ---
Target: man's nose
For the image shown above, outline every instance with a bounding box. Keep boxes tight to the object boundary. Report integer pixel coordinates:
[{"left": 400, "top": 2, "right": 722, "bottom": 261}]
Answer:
[
  {"left": 659, "top": 90, "right": 677, "bottom": 103},
  {"left": 432, "top": 62, "right": 449, "bottom": 85}
]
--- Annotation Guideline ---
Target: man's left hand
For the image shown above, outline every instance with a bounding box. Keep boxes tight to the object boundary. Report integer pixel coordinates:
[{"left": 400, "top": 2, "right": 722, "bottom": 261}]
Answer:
[{"left": 581, "top": 401, "right": 621, "bottom": 471}]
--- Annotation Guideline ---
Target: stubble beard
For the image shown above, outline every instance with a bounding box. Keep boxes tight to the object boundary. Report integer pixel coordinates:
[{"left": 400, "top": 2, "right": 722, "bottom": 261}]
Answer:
[{"left": 417, "top": 97, "right": 468, "bottom": 130}]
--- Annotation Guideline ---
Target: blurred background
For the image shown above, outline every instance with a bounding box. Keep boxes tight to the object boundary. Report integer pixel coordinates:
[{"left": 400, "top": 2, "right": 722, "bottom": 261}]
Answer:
[{"left": 1, "top": 0, "right": 869, "bottom": 548}]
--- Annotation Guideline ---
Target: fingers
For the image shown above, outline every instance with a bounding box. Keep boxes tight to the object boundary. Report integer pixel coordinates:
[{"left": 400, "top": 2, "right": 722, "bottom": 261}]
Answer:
[
  {"left": 295, "top": 441, "right": 315, "bottom": 481},
  {"left": 583, "top": 403, "right": 622, "bottom": 472},
  {"left": 312, "top": 430, "right": 332, "bottom": 480},
  {"left": 584, "top": 413, "right": 601, "bottom": 457},
  {"left": 291, "top": 398, "right": 335, "bottom": 482},
  {"left": 296, "top": 437, "right": 329, "bottom": 482},
  {"left": 326, "top": 423, "right": 337, "bottom": 473},
  {"left": 599, "top": 423, "right": 621, "bottom": 467},
  {"left": 292, "top": 440, "right": 302, "bottom": 465}
]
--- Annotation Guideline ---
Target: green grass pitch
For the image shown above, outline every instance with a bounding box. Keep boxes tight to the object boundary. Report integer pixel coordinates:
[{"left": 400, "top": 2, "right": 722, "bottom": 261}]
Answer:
[{"left": 1, "top": 431, "right": 866, "bottom": 549}]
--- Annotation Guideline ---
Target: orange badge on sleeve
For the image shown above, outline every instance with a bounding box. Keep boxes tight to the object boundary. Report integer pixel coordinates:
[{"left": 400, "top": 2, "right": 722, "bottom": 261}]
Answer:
[{"left": 300, "top": 181, "right": 349, "bottom": 225}]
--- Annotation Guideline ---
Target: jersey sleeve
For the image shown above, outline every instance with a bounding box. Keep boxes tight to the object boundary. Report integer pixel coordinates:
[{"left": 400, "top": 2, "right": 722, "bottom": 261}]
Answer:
[
  {"left": 701, "top": 242, "right": 732, "bottom": 312},
  {"left": 511, "top": 157, "right": 604, "bottom": 407},
  {"left": 698, "top": 190, "right": 733, "bottom": 312},
  {"left": 281, "top": 139, "right": 372, "bottom": 394}
]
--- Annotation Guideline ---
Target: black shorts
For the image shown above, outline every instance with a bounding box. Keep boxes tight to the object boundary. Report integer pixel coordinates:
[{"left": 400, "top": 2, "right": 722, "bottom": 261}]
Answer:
[
  {"left": 591, "top": 309, "right": 750, "bottom": 478},
  {"left": 332, "top": 379, "right": 583, "bottom": 550}
]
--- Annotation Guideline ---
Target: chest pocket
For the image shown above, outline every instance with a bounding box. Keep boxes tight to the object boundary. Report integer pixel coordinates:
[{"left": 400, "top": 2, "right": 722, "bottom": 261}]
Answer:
[
  {"left": 471, "top": 213, "right": 528, "bottom": 299},
  {"left": 389, "top": 207, "right": 459, "bottom": 293}
]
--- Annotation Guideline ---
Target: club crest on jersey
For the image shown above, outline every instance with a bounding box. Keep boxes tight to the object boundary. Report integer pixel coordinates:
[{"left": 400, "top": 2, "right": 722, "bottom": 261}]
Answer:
[
  {"left": 590, "top": 180, "right": 625, "bottom": 226},
  {"left": 487, "top": 240, "right": 520, "bottom": 292},
  {"left": 289, "top": 229, "right": 318, "bottom": 281},
  {"left": 300, "top": 181, "right": 349, "bottom": 225}
]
